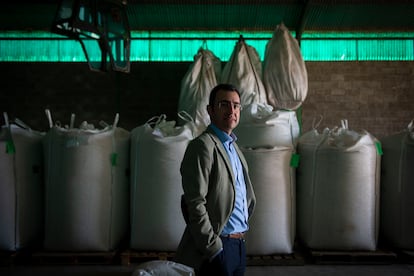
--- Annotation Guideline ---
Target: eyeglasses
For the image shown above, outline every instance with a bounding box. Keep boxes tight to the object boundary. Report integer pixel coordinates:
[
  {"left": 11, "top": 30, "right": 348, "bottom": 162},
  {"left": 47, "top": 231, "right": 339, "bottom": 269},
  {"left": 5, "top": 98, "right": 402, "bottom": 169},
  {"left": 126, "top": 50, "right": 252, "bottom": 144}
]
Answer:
[{"left": 217, "top": 100, "right": 243, "bottom": 111}]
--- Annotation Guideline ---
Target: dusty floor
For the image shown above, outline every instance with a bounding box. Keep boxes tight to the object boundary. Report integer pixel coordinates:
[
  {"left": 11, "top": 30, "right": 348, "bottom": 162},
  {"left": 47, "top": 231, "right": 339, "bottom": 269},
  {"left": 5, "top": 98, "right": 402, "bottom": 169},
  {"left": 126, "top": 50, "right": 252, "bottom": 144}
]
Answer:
[
  {"left": 1, "top": 248, "right": 414, "bottom": 276},
  {"left": 1, "top": 264, "right": 414, "bottom": 276}
]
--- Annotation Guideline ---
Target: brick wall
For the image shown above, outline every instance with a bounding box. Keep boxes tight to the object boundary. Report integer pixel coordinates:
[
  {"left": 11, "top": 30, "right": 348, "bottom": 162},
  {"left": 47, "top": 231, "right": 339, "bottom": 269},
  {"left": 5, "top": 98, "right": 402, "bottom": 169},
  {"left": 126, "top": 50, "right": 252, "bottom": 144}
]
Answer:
[
  {"left": 303, "top": 61, "right": 414, "bottom": 138},
  {"left": 1, "top": 61, "right": 413, "bottom": 139}
]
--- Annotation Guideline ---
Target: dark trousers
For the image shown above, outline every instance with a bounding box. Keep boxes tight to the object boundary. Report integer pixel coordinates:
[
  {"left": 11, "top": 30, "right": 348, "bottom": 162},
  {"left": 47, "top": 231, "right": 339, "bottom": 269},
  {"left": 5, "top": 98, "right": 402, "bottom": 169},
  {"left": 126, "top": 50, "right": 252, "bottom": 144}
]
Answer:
[{"left": 198, "top": 237, "right": 246, "bottom": 276}]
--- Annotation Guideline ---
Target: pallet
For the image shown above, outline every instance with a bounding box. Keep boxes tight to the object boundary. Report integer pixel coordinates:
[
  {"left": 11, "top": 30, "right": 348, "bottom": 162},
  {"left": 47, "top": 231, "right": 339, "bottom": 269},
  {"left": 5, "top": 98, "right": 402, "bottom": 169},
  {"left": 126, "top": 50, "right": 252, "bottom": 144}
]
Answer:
[
  {"left": 396, "top": 250, "right": 414, "bottom": 264},
  {"left": 30, "top": 251, "right": 119, "bottom": 265},
  {"left": 308, "top": 249, "right": 397, "bottom": 265},
  {"left": 120, "top": 250, "right": 175, "bottom": 266},
  {"left": 0, "top": 250, "right": 32, "bottom": 266},
  {"left": 247, "top": 252, "right": 305, "bottom": 266},
  {"left": 0, "top": 251, "right": 17, "bottom": 266}
]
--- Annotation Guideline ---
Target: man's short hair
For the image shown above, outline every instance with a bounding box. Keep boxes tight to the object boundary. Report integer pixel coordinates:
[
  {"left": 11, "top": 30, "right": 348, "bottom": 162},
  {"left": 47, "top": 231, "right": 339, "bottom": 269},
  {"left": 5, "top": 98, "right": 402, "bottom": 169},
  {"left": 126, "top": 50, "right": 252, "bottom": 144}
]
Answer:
[{"left": 208, "top": 84, "right": 240, "bottom": 107}]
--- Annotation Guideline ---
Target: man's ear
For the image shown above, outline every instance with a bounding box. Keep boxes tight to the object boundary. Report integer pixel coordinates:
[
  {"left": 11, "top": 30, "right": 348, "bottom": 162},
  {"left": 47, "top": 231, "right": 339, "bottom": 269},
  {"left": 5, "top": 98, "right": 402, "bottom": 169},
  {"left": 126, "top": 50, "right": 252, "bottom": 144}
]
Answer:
[{"left": 207, "top": 105, "right": 213, "bottom": 116}]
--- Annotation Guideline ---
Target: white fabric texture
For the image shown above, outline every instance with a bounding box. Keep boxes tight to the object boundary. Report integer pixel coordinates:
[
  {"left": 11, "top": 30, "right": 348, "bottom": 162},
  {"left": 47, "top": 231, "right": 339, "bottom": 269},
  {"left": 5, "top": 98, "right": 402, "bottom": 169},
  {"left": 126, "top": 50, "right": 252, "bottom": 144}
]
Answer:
[
  {"left": 263, "top": 23, "right": 308, "bottom": 110},
  {"left": 0, "top": 123, "right": 44, "bottom": 250},
  {"left": 235, "top": 103, "right": 300, "bottom": 149},
  {"left": 234, "top": 103, "right": 299, "bottom": 254},
  {"left": 380, "top": 120, "right": 414, "bottom": 250},
  {"left": 130, "top": 115, "right": 195, "bottom": 251},
  {"left": 132, "top": 260, "right": 195, "bottom": 276},
  {"left": 296, "top": 122, "right": 380, "bottom": 250},
  {"left": 243, "top": 146, "right": 296, "bottom": 254},
  {"left": 178, "top": 48, "right": 221, "bottom": 135},
  {"left": 221, "top": 38, "right": 267, "bottom": 106},
  {"left": 43, "top": 121, "right": 130, "bottom": 251}
]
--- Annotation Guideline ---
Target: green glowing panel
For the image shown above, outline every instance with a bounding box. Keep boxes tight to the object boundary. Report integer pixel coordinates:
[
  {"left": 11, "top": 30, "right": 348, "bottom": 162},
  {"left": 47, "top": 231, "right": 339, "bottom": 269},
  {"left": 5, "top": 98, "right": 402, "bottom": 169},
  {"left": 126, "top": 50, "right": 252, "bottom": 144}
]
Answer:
[
  {"left": 302, "top": 32, "right": 414, "bottom": 39},
  {"left": 357, "top": 40, "right": 414, "bottom": 61},
  {"left": 130, "top": 40, "right": 149, "bottom": 61},
  {"left": 130, "top": 39, "right": 267, "bottom": 62},
  {"left": 301, "top": 40, "right": 357, "bottom": 61},
  {"left": 55, "top": 41, "right": 86, "bottom": 61},
  {"left": 129, "top": 31, "right": 271, "bottom": 61},
  {"left": 150, "top": 40, "right": 189, "bottom": 61},
  {"left": 0, "top": 39, "right": 86, "bottom": 62},
  {"left": 131, "top": 31, "right": 273, "bottom": 39},
  {"left": 203, "top": 40, "right": 237, "bottom": 61},
  {"left": 0, "top": 31, "right": 413, "bottom": 62},
  {"left": 81, "top": 39, "right": 103, "bottom": 62}
]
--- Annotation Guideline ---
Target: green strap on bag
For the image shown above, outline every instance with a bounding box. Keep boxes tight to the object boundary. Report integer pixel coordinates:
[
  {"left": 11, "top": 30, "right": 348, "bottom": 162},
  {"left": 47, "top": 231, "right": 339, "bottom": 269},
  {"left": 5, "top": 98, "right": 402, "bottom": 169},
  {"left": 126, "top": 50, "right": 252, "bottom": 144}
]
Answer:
[
  {"left": 290, "top": 153, "right": 300, "bottom": 168},
  {"left": 375, "top": 141, "right": 383, "bottom": 156},
  {"left": 6, "top": 140, "right": 15, "bottom": 154}
]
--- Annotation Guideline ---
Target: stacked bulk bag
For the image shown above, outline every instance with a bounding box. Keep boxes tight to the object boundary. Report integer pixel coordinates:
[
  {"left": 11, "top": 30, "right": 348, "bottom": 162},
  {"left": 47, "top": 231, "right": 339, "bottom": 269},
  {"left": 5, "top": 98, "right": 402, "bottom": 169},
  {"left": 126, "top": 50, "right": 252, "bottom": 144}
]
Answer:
[
  {"left": 43, "top": 111, "right": 130, "bottom": 251},
  {"left": 0, "top": 114, "right": 44, "bottom": 251},
  {"left": 178, "top": 48, "right": 221, "bottom": 135},
  {"left": 380, "top": 120, "right": 414, "bottom": 249},
  {"left": 130, "top": 113, "right": 195, "bottom": 251},
  {"left": 235, "top": 103, "right": 300, "bottom": 149},
  {"left": 263, "top": 23, "right": 308, "bottom": 110},
  {"left": 236, "top": 104, "right": 297, "bottom": 254},
  {"left": 243, "top": 146, "right": 296, "bottom": 254},
  {"left": 221, "top": 37, "right": 267, "bottom": 106},
  {"left": 296, "top": 120, "right": 381, "bottom": 251}
]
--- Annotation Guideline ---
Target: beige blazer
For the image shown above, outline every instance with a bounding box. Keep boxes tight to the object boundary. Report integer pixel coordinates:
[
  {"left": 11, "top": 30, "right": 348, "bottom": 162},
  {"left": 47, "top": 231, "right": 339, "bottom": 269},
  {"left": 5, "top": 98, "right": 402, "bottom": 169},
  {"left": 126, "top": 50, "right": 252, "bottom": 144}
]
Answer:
[{"left": 175, "top": 127, "right": 256, "bottom": 270}]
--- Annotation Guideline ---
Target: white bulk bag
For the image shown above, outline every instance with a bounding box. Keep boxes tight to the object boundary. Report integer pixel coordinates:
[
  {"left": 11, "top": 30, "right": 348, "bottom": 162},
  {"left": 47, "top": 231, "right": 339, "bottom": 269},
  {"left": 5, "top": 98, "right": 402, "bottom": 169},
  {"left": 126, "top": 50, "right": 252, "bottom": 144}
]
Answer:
[
  {"left": 221, "top": 38, "right": 267, "bottom": 106},
  {"left": 130, "top": 114, "right": 195, "bottom": 251},
  {"left": 380, "top": 120, "right": 414, "bottom": 249},
  {"left": 296, "top": 121, "right": 380, "bottom": 250},
  {"left": 43, "top": 113, "right": 130, "bottom": 251},
  {"left": 0, "top": 116, "right": 44, "bottom": 251},
  {"left": 178, "top": 48, "right": 221, "bottom": 135},
  {"left": 132, "top": 260, "right": 195, "bottom": 276},
  {"left": 235, "top": 103, "right": 300, "bottom": 148},
  {"left": 243, "top": 146, "right": 296, "bottom": 254},
  {"left": 263, "top": 23, "right": 308, "bottom": 110}
]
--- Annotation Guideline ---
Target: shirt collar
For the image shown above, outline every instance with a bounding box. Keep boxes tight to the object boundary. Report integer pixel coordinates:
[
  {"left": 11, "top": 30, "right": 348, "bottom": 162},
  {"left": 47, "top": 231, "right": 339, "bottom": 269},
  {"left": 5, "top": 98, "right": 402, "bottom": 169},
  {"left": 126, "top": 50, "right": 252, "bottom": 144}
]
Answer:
[{"left": 209, "top": 124, "right": 238, "bottom": 144}]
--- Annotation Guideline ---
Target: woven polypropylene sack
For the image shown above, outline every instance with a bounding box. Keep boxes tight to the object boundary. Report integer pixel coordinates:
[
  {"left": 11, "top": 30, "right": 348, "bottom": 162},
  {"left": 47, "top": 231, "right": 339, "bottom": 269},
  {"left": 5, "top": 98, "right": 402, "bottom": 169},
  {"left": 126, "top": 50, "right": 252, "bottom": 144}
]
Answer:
[
  {"left": 296, "top": 126, "right": 380, "bottom": 250},
  {"left": 221, "top": 39, "right": 267, "bottom": 105},
  {"left": 130, "top": 116, "right": 194, "bottom": 251},
  {"left": 235, "top": 103, "right": 300, "bottom": 149},
  {"left": 380, "top": 121, "right": 414, "bottom": 250},
  {"left": 0, "top": 124, "right": 43, "bottom": 251},
  {"left": 263, "top": 23, "right": 308, "bottom": 110},
  {"left": 43, "top": 125, "right": 130, "bottom": 251},
  {"left": 178, "top": 48, "right": 221, "bottom": 134},
  {"left": 132, "top": 260, "right": 195, "bottom": 276},
  {"left": 243, "top": 146, "right": 296, "bottom": 254}
]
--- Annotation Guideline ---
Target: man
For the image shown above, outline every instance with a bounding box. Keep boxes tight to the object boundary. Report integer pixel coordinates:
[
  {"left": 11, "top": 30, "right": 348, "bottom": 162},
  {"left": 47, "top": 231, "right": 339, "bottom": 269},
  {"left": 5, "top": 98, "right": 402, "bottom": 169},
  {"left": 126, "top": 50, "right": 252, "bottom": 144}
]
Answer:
[{"left": 175, "top": 83, "right": 256, "bottom": 276}]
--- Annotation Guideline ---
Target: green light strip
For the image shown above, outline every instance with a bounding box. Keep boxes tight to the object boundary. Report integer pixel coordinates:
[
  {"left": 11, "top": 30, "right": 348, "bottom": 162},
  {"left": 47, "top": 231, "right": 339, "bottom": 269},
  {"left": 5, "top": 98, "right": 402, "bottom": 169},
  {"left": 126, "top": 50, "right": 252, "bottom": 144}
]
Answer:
[
  {"left": 1, "top": 30, "right": 412, "bottom": 39},
  {"left": 0, "top": 31, "right": 413, "bottom": 62},
  {"left": 131, "top": 31, "right": 274, "bottom": 39},
  {"left": 301, "top": 32, "right": 414, "bottom": 39}
]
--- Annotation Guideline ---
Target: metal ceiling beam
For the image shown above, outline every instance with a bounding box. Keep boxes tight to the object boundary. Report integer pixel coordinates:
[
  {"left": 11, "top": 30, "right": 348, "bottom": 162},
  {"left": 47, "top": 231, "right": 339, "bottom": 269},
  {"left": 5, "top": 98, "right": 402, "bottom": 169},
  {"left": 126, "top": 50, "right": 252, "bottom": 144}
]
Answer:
[
  {"left": 1, "top": 1, "right": 414, "bottom": 32},
  {"left": 295, "top": 0, "right": 312, "bottom": 46}
]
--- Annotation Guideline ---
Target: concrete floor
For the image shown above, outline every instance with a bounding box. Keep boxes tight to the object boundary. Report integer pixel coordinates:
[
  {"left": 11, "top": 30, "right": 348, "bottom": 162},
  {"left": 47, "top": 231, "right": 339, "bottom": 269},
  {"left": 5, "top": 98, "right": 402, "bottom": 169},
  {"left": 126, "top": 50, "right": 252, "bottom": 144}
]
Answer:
[
  {"left": 1, "top": 248, "right": 414, "bottom": 276},
  {"left": 1, "top": 264, "right": 414, "bottom": 276}
]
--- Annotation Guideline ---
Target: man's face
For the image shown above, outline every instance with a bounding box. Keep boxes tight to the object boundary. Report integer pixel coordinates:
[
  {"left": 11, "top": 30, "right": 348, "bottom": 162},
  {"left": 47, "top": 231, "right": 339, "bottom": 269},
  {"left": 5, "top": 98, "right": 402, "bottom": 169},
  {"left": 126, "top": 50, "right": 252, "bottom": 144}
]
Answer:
[{"left": 207, "top": 89, "right": 241, "bottom": 135}]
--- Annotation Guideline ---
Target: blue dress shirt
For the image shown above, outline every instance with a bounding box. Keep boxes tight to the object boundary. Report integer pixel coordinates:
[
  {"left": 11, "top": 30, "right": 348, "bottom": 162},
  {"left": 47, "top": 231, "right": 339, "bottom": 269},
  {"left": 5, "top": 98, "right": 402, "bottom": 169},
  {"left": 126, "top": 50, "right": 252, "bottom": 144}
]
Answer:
[{"left": 209, "top": 124, "right": 249, "bottom": 235}]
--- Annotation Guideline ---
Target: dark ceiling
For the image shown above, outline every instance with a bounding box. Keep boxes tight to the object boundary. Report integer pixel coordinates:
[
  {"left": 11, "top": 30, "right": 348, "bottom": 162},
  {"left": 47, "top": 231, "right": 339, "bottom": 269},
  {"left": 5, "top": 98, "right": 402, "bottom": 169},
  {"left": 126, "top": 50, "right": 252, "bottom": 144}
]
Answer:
[{"left": 1, "top": 0, "right": 414, "bottom": 36}]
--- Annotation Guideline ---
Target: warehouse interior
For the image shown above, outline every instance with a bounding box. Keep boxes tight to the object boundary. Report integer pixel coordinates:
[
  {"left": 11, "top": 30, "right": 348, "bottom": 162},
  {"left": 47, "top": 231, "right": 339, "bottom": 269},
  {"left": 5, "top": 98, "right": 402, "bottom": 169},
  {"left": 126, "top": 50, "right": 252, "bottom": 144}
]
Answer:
[{"left": 1, "top": 0, "right": 414, "bottom": 275}]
